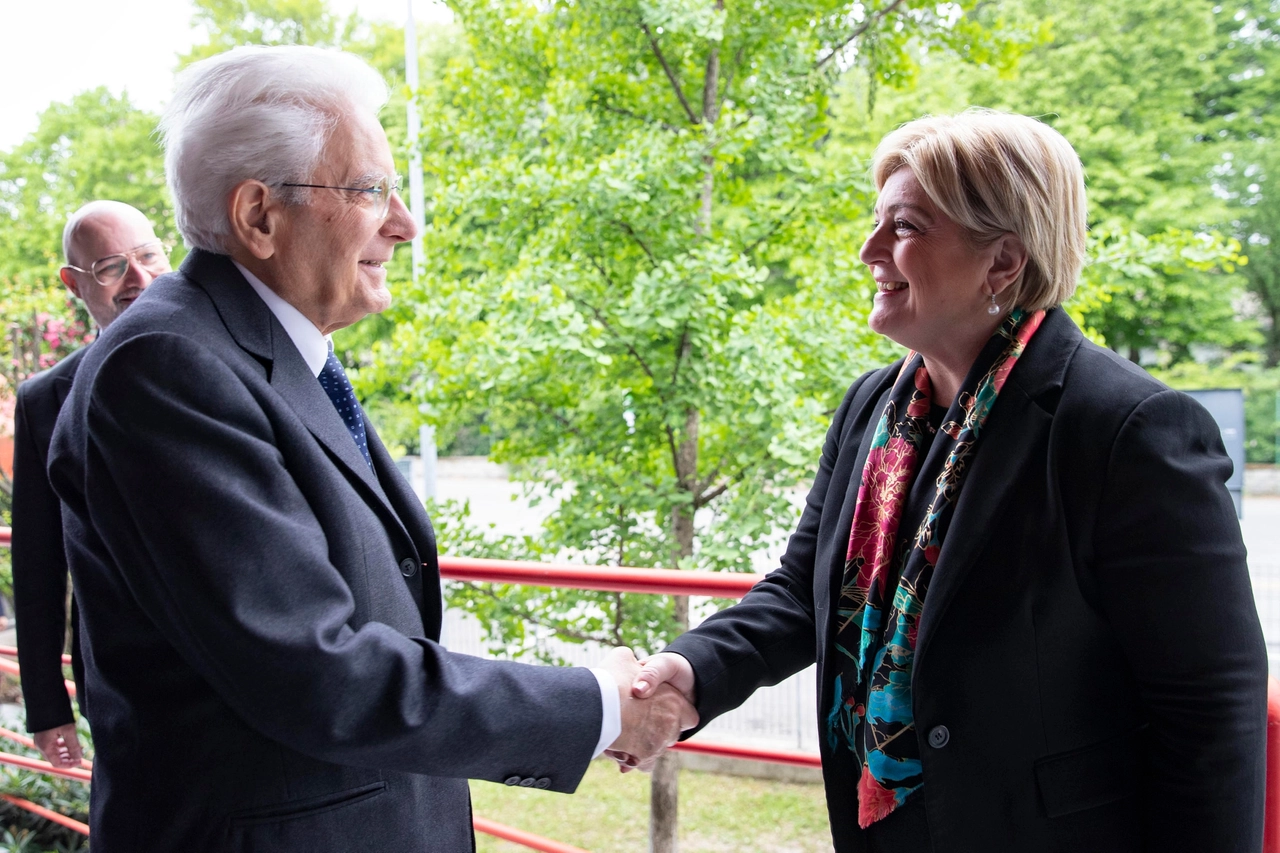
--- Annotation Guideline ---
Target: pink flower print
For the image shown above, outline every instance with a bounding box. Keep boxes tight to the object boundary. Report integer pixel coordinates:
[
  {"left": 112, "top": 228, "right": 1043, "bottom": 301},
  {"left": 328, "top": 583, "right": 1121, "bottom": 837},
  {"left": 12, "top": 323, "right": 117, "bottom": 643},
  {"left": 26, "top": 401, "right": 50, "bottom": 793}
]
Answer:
[{"left": 857, "top": 764, "right": 900, "bottom": 827}]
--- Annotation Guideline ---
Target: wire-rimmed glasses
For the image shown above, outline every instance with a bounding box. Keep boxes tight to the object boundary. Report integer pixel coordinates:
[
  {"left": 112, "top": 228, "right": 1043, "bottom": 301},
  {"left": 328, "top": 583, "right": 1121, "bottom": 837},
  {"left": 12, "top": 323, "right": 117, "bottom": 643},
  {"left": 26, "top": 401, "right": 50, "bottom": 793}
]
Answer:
[
  {"left": 281, "top": 175, "right": 403, "bottom": 219},
  {"left": 64, "top": 242, "right": 171, "bottom": 286}
]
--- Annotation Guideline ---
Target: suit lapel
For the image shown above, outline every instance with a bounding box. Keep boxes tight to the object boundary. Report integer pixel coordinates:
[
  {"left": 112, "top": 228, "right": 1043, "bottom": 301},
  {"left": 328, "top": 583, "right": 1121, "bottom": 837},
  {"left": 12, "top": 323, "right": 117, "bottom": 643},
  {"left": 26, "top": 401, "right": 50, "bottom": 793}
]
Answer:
[
  {"left": 914, "top": 308, "right": 1081, "bottom": 663},
  {"left": 181, "top": 250, "right": 403, "bottom": 525},
  {"left": 268, "top": 339, "right": 391, "bottom": 499},
  {"left": 366, "top": 430, "right": 443, "bottom": 633}
]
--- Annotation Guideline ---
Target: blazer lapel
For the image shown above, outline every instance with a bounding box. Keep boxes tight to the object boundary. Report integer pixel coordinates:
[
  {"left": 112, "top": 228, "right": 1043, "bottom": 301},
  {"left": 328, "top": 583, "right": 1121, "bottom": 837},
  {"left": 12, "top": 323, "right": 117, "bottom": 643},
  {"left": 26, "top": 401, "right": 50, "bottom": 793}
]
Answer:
[
  {"left": 914, "top": 308, "right": 1081, "bottom": 662},
  {"left": 181, "top": 249, "right": 402, "bottom": 522},
  {"left": 814, "top": 367, "right": 899, "bottom": 678}
]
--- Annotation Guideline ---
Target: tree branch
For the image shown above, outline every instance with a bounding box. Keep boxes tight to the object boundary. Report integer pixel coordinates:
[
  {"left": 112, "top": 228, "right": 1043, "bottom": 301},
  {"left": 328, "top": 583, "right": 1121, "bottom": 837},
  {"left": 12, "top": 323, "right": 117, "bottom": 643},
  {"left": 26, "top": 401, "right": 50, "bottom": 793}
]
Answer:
[
  {"left": 741, "top": 198, "right": 804, "bottom": 256},
  {"left": 594, "top": 96, "right": 681, "bottom": 133},
  {"left": 670, "top": 326, "right": 690, "bottom": 388},
  {"left": 641, "top": 21, "right": 702, "bottom": 125},
  {"left": 613, "top": 219, "right": 658, "bottom": 265},
  {"left": 461, "top": 582, "right": 609, "bottom": 645},
  {"left": 816, "top": 0, "right": 910, "bottom": 70},
  {"left": 693, "top": 481, "right": 730, "bottom": 508},
  {"left": 575, "top": 258, "right": 666, "bottom": 399}
]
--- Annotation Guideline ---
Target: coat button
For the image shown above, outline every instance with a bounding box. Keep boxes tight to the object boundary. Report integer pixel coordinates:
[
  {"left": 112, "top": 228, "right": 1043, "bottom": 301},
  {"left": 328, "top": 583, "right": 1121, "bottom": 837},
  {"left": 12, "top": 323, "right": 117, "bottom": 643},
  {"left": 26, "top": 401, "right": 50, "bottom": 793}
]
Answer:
[
  {"left": 504, "top": 776, "right": 521, "bottom": 786},
  {"left": 534, "top": 778, "right": 550, "bottom": 789},
  {"left": 399, "top": 558, "right": 419, "bottom": 577},
  {"left": 927, "top": 725, "right": 950, "bottom": 748},
  {"left": 518, "top": 777, "right": 535, "bottom": 787}
]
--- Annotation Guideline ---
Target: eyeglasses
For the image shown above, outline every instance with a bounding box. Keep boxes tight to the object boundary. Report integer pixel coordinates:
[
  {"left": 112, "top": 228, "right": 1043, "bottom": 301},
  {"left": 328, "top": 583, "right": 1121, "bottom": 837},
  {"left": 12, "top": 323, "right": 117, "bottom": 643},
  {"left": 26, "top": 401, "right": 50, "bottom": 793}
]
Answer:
[
  {"left": 65, "top": 242, "right": 170, "bottom": 286},
  {"left": 281, "top": 175, "right": 403, "bottom": 219}
]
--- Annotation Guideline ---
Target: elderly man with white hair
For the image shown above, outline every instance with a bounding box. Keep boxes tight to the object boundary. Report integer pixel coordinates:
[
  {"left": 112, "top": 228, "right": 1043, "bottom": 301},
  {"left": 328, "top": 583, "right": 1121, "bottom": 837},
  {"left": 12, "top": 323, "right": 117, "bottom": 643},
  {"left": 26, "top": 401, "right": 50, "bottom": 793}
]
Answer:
[
  {"left": 47, "top": 46, "right": 693, "bottom": 852},
  {"left": 12, "top": 200, "right": 169, "bottom": 769}
]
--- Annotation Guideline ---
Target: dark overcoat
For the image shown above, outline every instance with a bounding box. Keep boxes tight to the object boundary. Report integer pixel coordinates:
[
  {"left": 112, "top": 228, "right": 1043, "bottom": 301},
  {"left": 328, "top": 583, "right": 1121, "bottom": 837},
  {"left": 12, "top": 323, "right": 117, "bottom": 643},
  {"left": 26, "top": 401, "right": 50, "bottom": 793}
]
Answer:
[
  {"left": 48, "top": 250, "right": 602, "bottom": 852},
  {"left": 12, "top": 345, "right": 89, "bottom": 731},
  {"left": 666, "top": 308, "right": 1268, "bottom": 852}
]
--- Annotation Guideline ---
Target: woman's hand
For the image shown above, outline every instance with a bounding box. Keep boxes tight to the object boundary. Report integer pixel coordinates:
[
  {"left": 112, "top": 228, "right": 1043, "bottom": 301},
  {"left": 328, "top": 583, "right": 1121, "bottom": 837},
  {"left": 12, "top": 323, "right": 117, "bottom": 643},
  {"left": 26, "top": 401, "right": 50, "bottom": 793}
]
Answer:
[{"left": 632, "top": 652, "right": 697, "bottom": 705}]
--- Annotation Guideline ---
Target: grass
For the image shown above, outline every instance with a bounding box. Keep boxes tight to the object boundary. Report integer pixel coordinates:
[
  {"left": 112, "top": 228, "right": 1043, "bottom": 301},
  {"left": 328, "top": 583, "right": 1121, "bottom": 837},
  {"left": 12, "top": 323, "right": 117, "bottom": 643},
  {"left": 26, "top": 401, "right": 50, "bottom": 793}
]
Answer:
[{"left": 470, "top": 759, "right": 832, "bottom": 852}]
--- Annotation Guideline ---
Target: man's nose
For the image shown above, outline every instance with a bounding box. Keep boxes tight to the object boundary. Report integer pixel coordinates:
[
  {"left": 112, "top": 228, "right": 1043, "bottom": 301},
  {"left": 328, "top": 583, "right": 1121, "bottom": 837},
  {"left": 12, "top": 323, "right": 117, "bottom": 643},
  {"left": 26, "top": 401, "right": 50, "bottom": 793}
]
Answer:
[
  {"left": 123, "top": 257, "right": 157, "bottom": 287},
  {"left": 382, "top": 191, "right": 419, "bottom": 243}
]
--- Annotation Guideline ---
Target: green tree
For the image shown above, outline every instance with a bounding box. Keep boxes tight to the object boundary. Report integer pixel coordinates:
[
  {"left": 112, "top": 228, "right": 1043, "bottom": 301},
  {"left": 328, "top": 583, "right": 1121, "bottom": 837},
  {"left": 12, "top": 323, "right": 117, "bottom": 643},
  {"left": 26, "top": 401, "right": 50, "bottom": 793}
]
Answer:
[
  {"left": 1198, "top": 0, "right": 1280, "bottom": 366},
  {"left": 830, "top": 0, "right": 1255, "bottom": 364},
  {"left": 180, "top": 0, "right": 360, "bottom": 65},
  {"left": 378, "top": 0, "right": 1020, "bottom": 847}
]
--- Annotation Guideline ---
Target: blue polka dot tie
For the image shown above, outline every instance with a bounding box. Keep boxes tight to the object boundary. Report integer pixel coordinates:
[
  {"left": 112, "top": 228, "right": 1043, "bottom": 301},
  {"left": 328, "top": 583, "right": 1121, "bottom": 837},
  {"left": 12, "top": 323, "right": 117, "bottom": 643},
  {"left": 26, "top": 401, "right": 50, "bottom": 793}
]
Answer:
[{"left": 317, "top": 348, "right": 373, "bottom": 470}]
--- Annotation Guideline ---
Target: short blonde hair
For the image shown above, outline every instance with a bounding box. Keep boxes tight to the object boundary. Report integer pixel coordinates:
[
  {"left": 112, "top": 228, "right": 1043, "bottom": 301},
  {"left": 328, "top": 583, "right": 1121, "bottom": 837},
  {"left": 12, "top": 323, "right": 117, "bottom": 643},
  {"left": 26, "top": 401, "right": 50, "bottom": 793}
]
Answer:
[{"left": 871, "top": 110, "right": 1087, "bottom": 311}]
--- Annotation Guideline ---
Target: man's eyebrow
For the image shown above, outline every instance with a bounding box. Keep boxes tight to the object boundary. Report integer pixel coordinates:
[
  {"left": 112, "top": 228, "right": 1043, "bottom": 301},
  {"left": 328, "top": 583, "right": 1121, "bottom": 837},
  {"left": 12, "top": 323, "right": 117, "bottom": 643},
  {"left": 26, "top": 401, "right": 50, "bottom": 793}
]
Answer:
[{"left": 94, "top": 240, "right": 161, "bottom": 262}]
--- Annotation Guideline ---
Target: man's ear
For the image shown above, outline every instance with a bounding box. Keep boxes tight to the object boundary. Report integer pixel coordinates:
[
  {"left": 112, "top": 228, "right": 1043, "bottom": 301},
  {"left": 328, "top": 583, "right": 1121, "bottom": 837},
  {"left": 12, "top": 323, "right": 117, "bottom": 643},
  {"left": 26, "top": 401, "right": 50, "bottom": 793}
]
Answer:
[
  {"left": 227, "top": 180, "right": 282, "bottom": 261},
  {"left": 987, "top": 232, "right": 1029, "bottom": 299},
  {"left": 60, "top": 267, "right": 84, "bottom": 300}
]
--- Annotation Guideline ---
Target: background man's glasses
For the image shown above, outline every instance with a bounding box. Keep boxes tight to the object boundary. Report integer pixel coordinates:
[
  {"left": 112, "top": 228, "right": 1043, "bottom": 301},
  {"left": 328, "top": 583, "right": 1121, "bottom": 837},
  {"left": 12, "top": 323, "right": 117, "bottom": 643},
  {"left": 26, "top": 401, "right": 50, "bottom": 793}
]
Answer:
[
  {"left": 65, "top": 242, "right": 170, "bottom": 286},
  {"left": 281, "top": 175, "right": 403, "bottom": 218}
]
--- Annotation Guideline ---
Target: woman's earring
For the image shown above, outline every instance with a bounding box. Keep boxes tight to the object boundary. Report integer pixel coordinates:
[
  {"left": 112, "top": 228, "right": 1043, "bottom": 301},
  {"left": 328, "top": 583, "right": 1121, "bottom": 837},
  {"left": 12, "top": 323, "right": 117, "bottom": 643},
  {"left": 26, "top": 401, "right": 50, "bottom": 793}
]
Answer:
[{"left": 988, "top": 293, "right": 1000, "bottom": 316}]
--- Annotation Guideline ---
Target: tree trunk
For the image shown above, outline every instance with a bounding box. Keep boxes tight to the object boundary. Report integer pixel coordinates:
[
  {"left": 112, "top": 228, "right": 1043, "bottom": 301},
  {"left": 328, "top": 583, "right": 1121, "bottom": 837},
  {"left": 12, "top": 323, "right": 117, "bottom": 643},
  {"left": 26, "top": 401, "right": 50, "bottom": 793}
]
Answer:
[
  {"left": 651, "top": 12, "right": 721, "bottom": 851},
  {"left": 652, "top": 406, "right": 696, "bottom": 853}
]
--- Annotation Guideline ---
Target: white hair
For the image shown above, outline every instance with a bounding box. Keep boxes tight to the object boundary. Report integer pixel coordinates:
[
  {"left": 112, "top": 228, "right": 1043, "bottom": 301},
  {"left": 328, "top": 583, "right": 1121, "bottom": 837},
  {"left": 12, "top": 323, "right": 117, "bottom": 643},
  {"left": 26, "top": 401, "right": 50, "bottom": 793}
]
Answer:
[{"left": 159, "top": 45, "right": 389, "bottom": 254}]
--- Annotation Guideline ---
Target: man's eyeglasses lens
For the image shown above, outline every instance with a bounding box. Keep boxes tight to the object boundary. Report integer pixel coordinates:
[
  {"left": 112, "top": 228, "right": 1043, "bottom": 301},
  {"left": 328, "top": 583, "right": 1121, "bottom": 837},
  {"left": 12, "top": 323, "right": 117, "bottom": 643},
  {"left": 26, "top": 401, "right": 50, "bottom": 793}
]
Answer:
[
  {"left": 87, "top": 243, "right": 170, "bottom": 286},
  {"left": 281, "top": 176, "right": 403, "bottom": 218}
]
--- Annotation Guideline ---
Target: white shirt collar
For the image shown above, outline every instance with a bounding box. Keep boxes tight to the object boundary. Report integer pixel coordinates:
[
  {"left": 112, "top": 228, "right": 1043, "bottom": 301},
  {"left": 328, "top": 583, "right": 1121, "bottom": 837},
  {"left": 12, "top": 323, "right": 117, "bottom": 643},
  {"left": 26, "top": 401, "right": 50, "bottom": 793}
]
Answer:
[{"left": 232, "top": 260, "right": 330, "bottom": 377}]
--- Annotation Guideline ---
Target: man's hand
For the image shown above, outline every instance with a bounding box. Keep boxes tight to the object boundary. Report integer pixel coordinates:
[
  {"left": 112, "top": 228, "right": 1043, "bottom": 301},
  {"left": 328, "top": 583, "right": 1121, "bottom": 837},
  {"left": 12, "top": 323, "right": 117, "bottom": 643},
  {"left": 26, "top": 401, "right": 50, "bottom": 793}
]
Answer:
[
  {"left": 632, "top": 652, "right": 696, "bottom": 705},
  {"left": 600, "top": 648, "right": 698, "bottom": 773},
  {"left": 32, "top": 723, "right": 83, "bottom": 768}
]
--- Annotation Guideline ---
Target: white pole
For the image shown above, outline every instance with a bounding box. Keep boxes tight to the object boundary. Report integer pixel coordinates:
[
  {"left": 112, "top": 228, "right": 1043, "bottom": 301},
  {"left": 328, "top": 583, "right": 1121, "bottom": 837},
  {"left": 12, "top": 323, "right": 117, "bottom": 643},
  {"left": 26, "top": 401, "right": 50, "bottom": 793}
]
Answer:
[
  {"left": 405, "top": 0, "right": 426, "bottom": 285},
  {"left": 420, "top": 424, "right": 437, "bottom": 500}
]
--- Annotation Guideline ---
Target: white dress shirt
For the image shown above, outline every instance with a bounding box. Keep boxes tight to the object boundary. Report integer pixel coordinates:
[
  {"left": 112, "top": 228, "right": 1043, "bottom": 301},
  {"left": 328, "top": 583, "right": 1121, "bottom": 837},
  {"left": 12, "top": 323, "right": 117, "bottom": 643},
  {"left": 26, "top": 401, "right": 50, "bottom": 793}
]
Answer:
[{"left": 233, "top": 261, "right": 621, "bottom": 756}]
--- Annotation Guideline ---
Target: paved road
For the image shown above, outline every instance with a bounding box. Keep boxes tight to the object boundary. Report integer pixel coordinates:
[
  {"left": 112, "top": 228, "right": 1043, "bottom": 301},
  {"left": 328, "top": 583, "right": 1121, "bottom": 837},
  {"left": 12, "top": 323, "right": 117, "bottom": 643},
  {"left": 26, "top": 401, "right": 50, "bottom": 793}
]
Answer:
[{"left": 1243, "top": 497, "right": 1280, "bottom": 664}]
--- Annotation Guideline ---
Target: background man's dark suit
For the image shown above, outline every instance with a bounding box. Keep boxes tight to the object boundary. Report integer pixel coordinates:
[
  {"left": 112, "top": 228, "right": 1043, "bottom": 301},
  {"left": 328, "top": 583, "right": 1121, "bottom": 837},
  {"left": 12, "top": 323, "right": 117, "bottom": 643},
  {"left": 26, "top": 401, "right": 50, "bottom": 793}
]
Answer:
[
  {"left": 48, "top": 250, "right": 604, "bottom": 852},
  {"left": 11, "top": 346, "right": 89, "bottom": 731},
  {"left": 665, "top": 308, "right": 1268, "bottom": 852}
]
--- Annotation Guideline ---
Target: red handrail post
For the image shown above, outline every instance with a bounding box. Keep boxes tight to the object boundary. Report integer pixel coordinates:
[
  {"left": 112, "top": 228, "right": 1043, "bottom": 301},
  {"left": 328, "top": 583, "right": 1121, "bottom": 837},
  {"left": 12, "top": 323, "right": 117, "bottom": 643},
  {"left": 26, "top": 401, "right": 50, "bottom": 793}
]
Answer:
[{"left": 1266, "top": 675, "right": 1280, "bottom": 853}]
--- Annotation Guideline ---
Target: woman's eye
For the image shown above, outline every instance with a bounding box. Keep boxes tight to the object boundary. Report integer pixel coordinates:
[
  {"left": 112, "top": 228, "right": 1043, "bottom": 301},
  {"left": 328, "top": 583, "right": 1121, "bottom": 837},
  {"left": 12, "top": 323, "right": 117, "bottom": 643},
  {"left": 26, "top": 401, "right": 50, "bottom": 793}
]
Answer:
[{"left": 894, "top": 219, "right": 917, "bottom": 232}]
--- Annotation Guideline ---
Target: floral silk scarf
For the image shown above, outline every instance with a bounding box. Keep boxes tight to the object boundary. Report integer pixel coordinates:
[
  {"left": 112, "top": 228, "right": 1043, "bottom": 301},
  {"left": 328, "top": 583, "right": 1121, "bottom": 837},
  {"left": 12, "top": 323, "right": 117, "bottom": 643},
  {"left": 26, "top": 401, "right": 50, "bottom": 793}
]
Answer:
[{"left": 826, "top": 308, "right": 1045, "bottom": 828}]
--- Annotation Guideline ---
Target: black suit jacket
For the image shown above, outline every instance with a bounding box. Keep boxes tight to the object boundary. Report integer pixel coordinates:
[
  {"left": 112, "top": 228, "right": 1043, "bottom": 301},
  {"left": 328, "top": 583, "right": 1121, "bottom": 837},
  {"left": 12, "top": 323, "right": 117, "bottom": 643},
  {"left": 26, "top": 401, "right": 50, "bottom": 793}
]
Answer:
[
  {"left": 47, "top": 250, "right": 603, "bottom": 853},
  {"left": 666, "top": 308, "right": 1268, "bottom": 853},
  {"left": 12, "top": 345, "right": 88, "bottom": 732}
]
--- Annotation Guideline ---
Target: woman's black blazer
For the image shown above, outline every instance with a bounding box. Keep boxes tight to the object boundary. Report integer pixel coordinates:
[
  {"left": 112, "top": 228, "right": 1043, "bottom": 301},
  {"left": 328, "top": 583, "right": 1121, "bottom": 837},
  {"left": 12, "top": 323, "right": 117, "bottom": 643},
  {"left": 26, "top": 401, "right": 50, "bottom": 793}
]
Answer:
[{"left": 666, "top": 307, "right": 1268, "bottom": 852}]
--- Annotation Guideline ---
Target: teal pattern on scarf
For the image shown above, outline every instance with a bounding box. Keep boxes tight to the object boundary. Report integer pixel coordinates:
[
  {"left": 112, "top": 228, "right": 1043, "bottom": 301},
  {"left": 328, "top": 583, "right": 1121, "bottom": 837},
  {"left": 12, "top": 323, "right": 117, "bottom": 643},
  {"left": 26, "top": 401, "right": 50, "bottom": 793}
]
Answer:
[{"left": 826, "top": 308, "right": 1045, "bottom": 828}]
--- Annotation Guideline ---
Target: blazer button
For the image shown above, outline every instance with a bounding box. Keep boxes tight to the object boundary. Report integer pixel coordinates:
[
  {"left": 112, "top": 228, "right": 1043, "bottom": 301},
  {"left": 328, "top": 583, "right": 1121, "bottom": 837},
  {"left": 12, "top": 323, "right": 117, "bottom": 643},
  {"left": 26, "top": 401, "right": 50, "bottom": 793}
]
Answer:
[
  {"left": 504, "top": 776, "right": 521, "bottom": 786},
  {"left": 927, "top": 725, "right": 950, "bottom": 748},
  {"left": 534, "top": 778, "right": 551, "bottom": 789},
  {"left": 399, "top": 558, "right": 419, "bottom": 577},
  {"left": 518, "top": 777, "right": 536, "bottom": 787}
]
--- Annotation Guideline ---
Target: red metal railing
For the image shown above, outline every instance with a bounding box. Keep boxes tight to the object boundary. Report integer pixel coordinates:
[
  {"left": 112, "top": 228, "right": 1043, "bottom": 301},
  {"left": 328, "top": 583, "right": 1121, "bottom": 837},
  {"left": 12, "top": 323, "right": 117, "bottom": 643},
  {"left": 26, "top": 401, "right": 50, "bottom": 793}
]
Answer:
[
  {"left": 3, "top": 525, "right": 1278, "bottom": 850},
  {"left": 0, "top": 526, "right": 805, "bottom": 851},
  {"left": 438, "top": 555, "right": 761, "bottom": 597}
]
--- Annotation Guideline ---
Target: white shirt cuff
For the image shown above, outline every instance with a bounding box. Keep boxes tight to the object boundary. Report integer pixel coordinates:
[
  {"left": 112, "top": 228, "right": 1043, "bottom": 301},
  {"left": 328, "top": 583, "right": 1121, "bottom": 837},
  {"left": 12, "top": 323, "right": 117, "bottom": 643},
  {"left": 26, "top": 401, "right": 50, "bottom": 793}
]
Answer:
[{"left": 590, "top": 667, "right": 621, "bottom": 757}]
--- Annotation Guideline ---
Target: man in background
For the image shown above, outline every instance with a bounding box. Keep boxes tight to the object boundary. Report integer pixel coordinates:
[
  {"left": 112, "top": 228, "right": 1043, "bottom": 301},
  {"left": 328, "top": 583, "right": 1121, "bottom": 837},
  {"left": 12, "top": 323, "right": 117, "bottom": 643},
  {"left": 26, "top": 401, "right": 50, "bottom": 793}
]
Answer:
[{"left": 11, "top": 200, "right": 170, "bottom": 767}]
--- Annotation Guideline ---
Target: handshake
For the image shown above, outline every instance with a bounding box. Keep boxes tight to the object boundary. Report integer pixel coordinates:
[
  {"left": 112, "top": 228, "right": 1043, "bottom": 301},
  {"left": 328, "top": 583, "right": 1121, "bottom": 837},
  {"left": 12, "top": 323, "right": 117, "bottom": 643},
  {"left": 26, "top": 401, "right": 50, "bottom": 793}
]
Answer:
[{"left": 599, "top": 648, "right": 699, "bottom": 773}]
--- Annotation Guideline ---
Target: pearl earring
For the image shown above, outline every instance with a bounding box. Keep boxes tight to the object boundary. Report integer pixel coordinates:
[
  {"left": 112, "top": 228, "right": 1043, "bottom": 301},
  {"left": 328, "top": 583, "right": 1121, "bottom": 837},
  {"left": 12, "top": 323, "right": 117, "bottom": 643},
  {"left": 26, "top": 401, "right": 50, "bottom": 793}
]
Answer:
[{"left": 988, "top": 293, "right": 1000, "bottom": 316}]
